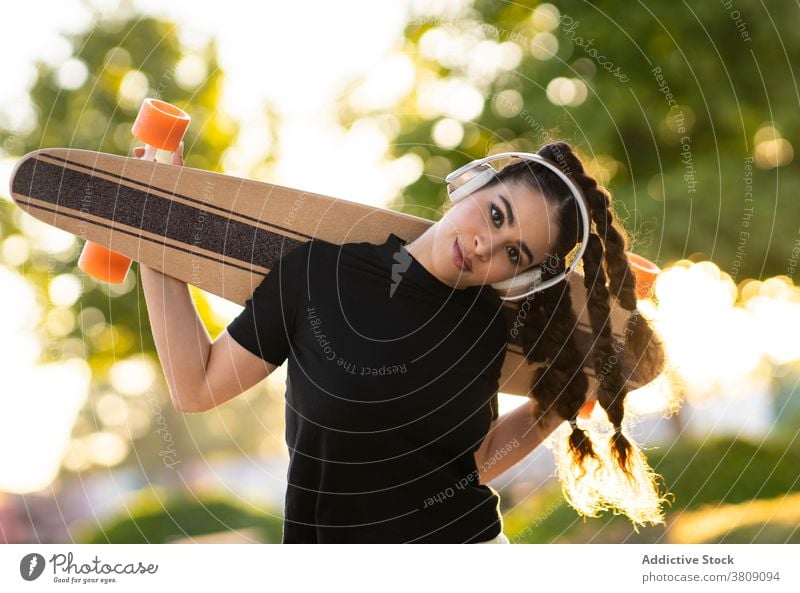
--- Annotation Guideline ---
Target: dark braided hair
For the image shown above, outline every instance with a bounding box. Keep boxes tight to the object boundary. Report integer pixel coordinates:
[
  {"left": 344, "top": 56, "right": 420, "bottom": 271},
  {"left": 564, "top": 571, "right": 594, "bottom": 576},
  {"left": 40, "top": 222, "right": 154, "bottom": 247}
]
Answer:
[{"left": 483, "top": 141, "right": 668, "bottom": 520}]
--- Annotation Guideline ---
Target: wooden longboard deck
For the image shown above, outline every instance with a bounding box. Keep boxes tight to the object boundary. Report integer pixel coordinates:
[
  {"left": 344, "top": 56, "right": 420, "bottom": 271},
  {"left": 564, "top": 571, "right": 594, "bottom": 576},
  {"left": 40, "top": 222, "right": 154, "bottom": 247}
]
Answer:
[{"left": 10, "top": 148, "right": 657, "bottom": 397}]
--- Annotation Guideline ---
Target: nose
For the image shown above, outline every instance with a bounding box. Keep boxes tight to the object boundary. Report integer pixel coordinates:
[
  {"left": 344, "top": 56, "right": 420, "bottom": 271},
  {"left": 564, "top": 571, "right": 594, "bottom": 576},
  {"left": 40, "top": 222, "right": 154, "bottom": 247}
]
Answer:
[{"left": 473, "top": 234, "right": 490, "bottom": 261}]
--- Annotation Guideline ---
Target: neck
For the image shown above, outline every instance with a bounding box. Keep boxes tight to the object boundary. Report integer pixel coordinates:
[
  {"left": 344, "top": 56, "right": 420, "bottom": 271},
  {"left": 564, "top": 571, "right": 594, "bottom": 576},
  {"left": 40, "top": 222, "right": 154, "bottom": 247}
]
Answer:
[
  {"left": 405, "top": 226, "right": 460, "bottom": 290},
  {"left": 405, "top": 225, "right": 435, "bottom": 270}
]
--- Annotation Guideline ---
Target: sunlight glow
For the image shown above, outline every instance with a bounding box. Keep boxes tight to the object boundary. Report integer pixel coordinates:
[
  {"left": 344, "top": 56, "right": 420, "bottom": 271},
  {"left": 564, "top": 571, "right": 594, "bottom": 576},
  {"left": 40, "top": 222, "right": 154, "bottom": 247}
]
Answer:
[
  {"left": 546, "top": 77, "right": 588, "bottom": 107},
  {"left": 175, "top": 54, "right": 207, "bottom": 89},
  {"left": 48, "top": 273, "right": 82, "bottom": 307},
  {"left": 117, "top": 69, "right": 149, "bottom": 111},
  {"left": 530, "top": 32, "right": 559, "bottom": 61},
  {"left": 547, "top": 420, "right": 669, "bottom": 529},
  {"left": 0, "top": 264, "right": 91, "bottom": 493},
  {"left": 531, "top": 3, "right": 561, "bottom": 31},
  {"left": 416, "top": 78, "right": 484, "bottom": 121},
  {"left": 347, "top": 53, "right": 416, "bottom": 113},
  {"left": 431, "top": 117, "right": 464, "bottom": 149},
  {"left": 109, "top": 356, "right": 157, "bottom": 396}
]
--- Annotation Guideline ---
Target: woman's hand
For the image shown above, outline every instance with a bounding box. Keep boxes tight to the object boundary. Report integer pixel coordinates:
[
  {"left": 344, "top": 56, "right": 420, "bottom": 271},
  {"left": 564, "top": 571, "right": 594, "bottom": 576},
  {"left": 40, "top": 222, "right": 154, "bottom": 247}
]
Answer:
[
  {"left": 135, "top": 142, "right": 184, "bottom": 275},
  {"left": 133, "top": 141, "right": 184, "bottom": 165}
]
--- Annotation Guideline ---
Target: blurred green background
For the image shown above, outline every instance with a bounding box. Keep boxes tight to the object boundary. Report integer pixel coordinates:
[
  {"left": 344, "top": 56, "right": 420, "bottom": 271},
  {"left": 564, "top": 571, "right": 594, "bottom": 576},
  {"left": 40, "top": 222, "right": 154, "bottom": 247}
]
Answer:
[{"left": 0, "top": 0, "right": 798, "bottom": 544}]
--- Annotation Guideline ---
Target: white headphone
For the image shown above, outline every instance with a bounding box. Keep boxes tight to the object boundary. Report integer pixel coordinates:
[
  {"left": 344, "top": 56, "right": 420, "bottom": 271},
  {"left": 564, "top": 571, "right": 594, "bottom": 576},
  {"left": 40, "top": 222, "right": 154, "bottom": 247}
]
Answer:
[{"left": 445, "top": 151, "right": 592, "bottom": 301}]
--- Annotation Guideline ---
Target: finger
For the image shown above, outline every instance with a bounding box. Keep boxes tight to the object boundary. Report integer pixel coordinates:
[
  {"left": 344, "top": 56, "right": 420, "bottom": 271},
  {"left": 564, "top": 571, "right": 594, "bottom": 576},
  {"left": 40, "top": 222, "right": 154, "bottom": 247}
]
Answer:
[{"left": 172, "top": 141, "right": 184, "bottom": 166}]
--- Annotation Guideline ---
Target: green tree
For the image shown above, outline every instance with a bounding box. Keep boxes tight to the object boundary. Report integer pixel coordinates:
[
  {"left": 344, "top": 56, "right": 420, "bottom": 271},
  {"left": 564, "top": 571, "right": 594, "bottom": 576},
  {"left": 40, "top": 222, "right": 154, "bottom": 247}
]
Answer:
[
  {"left": 337, "top": 0, "right": 799, "bottom": 282},
  {"left": 0, "top": 4, "right": 286, "bottom": 486}
]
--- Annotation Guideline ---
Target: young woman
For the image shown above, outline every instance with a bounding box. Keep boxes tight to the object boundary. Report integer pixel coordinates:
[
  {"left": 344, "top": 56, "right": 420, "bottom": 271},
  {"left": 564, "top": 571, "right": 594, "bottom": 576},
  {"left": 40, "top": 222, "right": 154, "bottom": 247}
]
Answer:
[{"left": 140, "top": 140, "right": 667, "bottom": 543}]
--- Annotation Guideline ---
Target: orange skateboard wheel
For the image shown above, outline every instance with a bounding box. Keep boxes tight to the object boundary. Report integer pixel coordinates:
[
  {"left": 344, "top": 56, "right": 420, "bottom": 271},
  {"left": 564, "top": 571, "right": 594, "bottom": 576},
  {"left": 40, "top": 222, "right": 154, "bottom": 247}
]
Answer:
[
  {"left": 78, "top": 242, "right": 132, "bottom": 284},
  {"left": 577, "top": 399, "right": 596, "bottom": 419},
  {"left": 131, "top": 98, "right": 190, "bottom": 152},
  {"left": 78, "top": 98, "right": 190, "bottom": 283},
  {"left": 626, "top": 251, "right": 661, "bottom": 299}
]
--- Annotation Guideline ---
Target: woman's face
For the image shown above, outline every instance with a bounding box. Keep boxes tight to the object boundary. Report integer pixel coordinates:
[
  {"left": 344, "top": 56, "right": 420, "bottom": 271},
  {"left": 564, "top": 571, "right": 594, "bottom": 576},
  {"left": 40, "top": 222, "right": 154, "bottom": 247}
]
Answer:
[{"left": 434, "top": 181, "right": 559, "bottom": 289}]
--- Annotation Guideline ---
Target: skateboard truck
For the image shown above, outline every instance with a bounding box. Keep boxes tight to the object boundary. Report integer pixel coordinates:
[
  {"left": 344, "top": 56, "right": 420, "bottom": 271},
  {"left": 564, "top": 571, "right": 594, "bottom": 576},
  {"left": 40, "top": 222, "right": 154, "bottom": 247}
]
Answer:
[{"left": 77, "top": 98, "right": 190, "bottom": 283}]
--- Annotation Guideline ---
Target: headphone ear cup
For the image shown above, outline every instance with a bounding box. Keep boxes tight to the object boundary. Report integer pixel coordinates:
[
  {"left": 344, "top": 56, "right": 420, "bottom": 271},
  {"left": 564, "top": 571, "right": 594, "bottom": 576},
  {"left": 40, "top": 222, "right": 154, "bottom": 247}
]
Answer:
[
  {"left": 447, "top": 164, "right": 496, "bottom": 202},
  {"left": 490, "top": 266, "right": 543, "bottom": 299}
]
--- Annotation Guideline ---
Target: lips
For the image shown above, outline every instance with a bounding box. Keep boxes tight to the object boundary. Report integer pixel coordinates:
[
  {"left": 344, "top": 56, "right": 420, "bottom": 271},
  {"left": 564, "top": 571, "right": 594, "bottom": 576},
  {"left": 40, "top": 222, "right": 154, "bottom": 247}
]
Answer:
[{"left": 452, "top": 237, "right": 471, "bottom": 272}]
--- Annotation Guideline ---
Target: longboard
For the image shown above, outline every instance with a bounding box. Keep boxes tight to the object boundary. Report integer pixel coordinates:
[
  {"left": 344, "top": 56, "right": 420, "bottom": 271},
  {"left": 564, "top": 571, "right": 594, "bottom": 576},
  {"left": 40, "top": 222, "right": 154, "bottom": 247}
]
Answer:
[{"left": 9, "top": 148, "right": 659, "bottom": 397}]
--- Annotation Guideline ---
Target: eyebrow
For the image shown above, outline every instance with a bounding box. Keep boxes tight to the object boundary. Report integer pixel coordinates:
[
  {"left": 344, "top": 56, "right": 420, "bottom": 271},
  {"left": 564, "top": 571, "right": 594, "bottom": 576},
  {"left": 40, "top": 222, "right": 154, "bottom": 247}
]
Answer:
[{"left": 498, "top": 193, "right": 534, "bottom": 265}]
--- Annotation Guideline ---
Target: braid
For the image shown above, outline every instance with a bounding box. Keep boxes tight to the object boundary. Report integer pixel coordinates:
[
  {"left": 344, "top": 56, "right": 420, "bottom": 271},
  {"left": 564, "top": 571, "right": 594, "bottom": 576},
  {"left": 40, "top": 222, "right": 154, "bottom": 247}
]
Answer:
[
  {"left": 571, "top": 172, "right": 637, "bottom": 310},
  {"left": 519, "top": 258, "right": 597, "bottom": 479},
  {"left": 580, "top": 231, "right": 634, "bottom": 474},
  {"left": 490, "top": 140, "right": 670, "bottom": 525},
  {"left": 571, "top": 166, "right": 667, "bottom": 398}
]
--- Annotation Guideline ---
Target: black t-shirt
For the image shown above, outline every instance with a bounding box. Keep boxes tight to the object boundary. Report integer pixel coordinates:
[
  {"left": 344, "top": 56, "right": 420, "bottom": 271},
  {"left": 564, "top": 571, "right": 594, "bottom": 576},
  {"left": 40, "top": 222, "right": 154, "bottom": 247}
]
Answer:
[{"left": 227, "top": 232, "right": 509, "bottom": 543}]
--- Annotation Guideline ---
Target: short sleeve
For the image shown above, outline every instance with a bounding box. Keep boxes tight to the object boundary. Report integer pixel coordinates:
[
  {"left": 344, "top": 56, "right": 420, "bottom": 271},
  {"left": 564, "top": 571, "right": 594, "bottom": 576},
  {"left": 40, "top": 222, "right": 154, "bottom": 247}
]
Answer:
[{"left": 227, "top": 243, "right": 308, "bottom": 367}]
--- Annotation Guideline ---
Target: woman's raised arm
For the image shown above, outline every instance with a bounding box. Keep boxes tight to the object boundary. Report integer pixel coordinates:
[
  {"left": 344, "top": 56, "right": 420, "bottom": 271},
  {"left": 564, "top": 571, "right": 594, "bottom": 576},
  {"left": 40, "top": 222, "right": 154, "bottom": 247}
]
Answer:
[
  {"left": 137, "top": 144, "right": 274, "bottom": 413},
  {"left": 475, "top": 399, "right": 564, "bottom": 484},
  {"left": 140, "top": 266, "right": 274, "bottom": 413}
]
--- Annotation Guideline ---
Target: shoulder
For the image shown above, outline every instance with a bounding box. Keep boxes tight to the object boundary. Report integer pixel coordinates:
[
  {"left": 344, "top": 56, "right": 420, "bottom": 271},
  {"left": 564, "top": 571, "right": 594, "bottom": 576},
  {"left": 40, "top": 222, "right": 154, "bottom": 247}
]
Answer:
[{"left": 302, "top": 237, "right": 385, "bottom": 271}]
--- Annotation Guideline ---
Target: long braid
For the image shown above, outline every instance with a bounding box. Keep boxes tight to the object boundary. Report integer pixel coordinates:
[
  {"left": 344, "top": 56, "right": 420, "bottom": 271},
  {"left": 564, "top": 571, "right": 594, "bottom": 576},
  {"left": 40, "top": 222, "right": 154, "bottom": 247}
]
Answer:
[
  {"left": 488, "top": 140, "right": 670, "bottom": 524},
  {"left": 521, "top": 259, "right": 597, "bottom": 478},
  {"left": 573, "top": 168, "right": 667, "bottom": 413},
  {"left": 580, "top": 229, "right": 634, "bottom": 474}
]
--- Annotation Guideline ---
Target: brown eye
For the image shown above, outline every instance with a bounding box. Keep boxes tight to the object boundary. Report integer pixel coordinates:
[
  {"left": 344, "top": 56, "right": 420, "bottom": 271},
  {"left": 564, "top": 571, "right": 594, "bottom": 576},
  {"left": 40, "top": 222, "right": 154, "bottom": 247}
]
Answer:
[
  {"left": 490, "top": 203, "right": 503, "bottom": 227},
  {"left": 507, "top": 246, "right": 520, "bottom": 265},
  {"left": 491, "top": 203, "right": 521, "bottom": 265}
]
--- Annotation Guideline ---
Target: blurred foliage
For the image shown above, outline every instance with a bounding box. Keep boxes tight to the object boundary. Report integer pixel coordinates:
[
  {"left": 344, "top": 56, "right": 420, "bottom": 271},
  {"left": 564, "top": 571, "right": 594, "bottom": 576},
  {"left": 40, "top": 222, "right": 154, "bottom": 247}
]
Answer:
[
  {"left": 0, "top": 2, "right": 289, "bottom": 481},
  {"left": 770, "top": 363, "right": 800, "bottom": 444},
  {"left": 704, "top": 523, "right": 800, "bottom": 544},
  {"left": 80, "top": 492, "right": 283, "bottom": 544},
  {"left": 503, "top": 435, "right": 800, "bottom": 543},
  {"left": 338, "top": 0, "right": 800, "bottom": 281}
]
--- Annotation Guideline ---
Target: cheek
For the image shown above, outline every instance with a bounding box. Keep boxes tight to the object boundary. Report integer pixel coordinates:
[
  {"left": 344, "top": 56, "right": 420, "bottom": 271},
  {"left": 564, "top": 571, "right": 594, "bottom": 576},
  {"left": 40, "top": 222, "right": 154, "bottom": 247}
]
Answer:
[
  {"left": 448, "top": 198, "right": 485, "bottom": 230},
  {"left": 481, "top": 257, "right": 512, "bottom": 283}
]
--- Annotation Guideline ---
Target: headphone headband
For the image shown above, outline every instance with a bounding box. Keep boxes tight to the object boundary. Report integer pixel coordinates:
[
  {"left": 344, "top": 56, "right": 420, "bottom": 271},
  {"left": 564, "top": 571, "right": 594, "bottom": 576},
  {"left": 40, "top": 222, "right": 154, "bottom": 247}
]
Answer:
[{"left": 445, "top": 151, "right": 592, "bottom": 301}]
